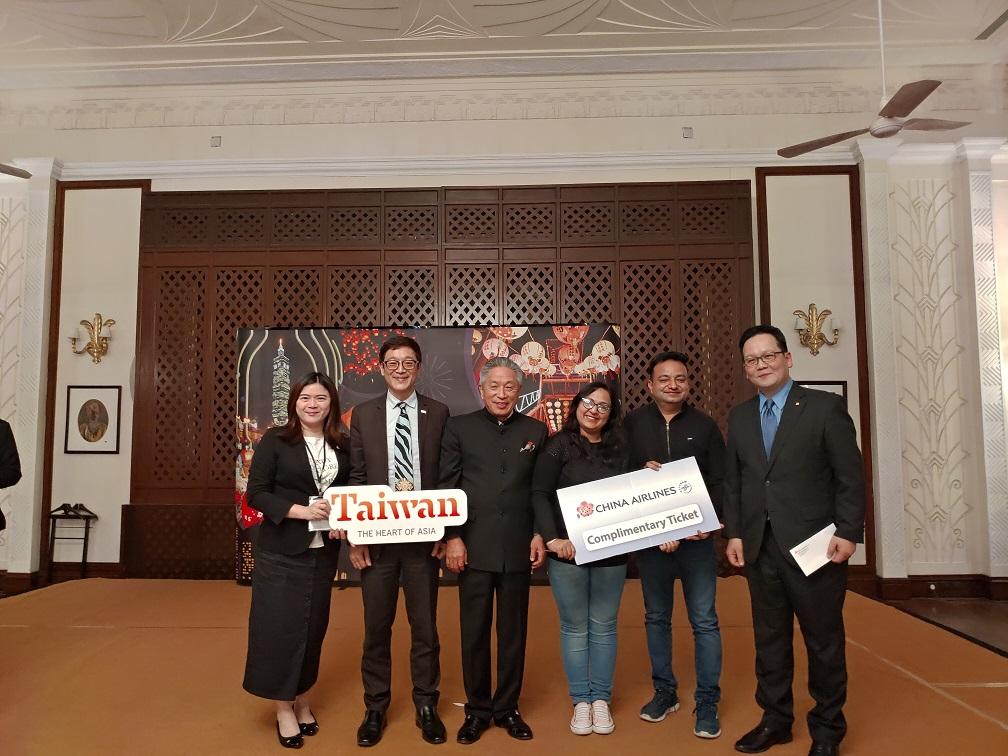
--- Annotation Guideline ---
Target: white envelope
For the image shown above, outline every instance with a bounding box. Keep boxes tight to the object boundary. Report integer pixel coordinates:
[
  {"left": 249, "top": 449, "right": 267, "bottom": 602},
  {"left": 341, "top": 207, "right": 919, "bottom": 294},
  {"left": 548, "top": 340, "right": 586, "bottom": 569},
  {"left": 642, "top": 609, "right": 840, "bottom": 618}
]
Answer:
[{"left": 788, "top": 523, "right": 837, "bottom": 577}]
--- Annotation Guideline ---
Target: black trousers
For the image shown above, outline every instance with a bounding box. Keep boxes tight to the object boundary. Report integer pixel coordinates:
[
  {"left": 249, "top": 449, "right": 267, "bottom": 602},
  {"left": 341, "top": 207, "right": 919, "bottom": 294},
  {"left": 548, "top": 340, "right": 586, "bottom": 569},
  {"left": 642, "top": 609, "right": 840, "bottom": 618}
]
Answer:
[
  {"left": 458, "top": 567, "right": 531, "bottom": 722},
  {"left": 360, "top": 542, "right": 441, "bottom": 712},
  {"left": 746, "top": 523, "right": 849, "bottom": 744}
]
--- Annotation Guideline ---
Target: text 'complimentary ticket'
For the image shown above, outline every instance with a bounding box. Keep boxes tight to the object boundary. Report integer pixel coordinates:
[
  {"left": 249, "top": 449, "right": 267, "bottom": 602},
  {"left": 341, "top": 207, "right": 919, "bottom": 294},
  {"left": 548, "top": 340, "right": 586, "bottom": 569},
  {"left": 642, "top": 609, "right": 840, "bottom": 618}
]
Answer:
[{"left": 556, "top": 458, "right": 720, "bottom": 565}]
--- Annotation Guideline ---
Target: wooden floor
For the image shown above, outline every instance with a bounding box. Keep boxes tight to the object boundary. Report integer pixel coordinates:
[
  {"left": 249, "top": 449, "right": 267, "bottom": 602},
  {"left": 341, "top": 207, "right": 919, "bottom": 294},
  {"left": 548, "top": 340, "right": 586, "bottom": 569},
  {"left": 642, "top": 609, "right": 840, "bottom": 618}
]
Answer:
[
  {"left": 0, "top": 577, "right": 1006, "bottom": 755},
  {"left": 888, "top": 598, "right": 1008, "bottom": 656}
]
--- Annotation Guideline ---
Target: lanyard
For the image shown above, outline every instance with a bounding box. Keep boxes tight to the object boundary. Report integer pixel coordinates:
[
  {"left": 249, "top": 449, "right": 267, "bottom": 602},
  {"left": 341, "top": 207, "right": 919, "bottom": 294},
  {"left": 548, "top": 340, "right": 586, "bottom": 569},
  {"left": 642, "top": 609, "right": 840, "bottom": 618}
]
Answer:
[{"left": 304, "top": 437, "right": 328, "bottom": 497}]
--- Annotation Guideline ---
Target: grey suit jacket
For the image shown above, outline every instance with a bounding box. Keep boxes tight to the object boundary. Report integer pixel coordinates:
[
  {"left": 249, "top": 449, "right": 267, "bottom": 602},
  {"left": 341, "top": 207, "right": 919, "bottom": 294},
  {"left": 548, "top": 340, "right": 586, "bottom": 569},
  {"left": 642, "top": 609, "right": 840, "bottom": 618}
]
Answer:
[
  {"left": 348, "top": 392, "right": 449, "bottom": 555},
  {"left": 348, "top": 392, "right": 449, "bottom": 490},
  {"left": 723, "top": 383, "right": 865, "bottom": 566}
]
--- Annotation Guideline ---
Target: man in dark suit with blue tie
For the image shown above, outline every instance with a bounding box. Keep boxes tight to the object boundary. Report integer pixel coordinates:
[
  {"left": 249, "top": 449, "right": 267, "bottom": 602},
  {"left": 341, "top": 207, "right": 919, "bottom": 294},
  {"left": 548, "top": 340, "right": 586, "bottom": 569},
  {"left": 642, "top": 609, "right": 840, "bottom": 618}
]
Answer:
[
  {"left": 348, "top": 335, "right": 450, "bottom": 747},
  {"left": 724, "top": 325, "right": 865, "bottom": 756}
]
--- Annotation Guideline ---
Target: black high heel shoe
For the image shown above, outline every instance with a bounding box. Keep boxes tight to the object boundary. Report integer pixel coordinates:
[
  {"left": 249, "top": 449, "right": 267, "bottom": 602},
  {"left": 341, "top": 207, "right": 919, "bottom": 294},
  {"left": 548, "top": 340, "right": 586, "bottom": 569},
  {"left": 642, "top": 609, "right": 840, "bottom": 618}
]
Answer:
[
  {"left": 298, "top": 710, "right": 319, "bottom": 737},
  {"left": 276, "top": 721, "right": 304, "bottom": 749}
]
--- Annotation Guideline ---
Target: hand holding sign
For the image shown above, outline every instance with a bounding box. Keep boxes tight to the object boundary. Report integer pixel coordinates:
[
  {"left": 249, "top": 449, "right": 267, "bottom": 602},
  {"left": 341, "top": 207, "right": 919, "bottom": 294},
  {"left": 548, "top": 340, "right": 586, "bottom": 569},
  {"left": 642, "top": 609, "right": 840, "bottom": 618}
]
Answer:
[
  {"left": 557, "top": 457, "right": 719, "bottom": 565},
  {"left": 309, "top": 484, "right": 468, "bottom": 545}
]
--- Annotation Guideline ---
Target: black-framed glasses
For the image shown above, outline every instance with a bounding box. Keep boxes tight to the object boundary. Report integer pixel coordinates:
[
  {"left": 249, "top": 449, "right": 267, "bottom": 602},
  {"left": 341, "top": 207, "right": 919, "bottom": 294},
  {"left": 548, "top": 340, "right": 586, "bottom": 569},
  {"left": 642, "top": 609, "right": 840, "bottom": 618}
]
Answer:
[
  {"left": 581, "top": 397, "right": 612, "bottom": 413},
  {"left": 742, "top": 351, "right": 784, "bottom": 368},
  {"left": 382, "top": 359, "right": 418, "bottom": 371}
]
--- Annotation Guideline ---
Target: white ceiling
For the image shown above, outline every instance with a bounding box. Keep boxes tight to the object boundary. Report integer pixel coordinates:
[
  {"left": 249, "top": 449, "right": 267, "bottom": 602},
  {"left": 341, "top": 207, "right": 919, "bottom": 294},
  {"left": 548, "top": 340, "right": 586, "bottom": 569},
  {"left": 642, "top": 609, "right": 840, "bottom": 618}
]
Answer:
[{"left": 1, "top": 0, "right": 1005, "bottom": 88}]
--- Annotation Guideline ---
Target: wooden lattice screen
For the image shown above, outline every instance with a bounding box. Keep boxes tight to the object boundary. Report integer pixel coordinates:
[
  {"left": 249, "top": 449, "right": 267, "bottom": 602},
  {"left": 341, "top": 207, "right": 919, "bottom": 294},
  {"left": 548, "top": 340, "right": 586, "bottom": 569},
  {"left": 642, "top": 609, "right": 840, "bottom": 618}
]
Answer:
[{"left": 128, "top": 183, "right": 753, "bottom": 576}]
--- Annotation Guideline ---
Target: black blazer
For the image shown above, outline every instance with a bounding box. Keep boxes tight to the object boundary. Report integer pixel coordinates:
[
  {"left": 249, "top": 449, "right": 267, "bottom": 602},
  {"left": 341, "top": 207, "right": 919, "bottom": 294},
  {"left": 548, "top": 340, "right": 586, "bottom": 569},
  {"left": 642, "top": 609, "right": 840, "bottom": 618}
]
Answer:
[
  {"left": 438, "top": 409, "right": 548, "bottom": 573},
  {"left": 0, "top": 420, "right": 20, "bottom": 531},
  {"left": 247, "top": 427, "right": 350, "bottom": 557},
  {"left": 348, "top": 393, "right": 449, "bottom": 490},
  {"left": 723, "top": 383, "right": 865, "bottom": 566}
]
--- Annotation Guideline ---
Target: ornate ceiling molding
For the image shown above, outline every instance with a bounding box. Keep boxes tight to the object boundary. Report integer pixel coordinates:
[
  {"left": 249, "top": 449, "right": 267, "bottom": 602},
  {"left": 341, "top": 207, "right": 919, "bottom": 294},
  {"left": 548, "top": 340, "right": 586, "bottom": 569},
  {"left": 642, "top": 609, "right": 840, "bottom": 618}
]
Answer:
[
  {"left": 50, "top": 148, "right": 856, "bottom": 183},
  {"left": 1, "top": 1, "right": 1004, "bottom": 88},
  {"left": 0, "top": 73, "right": 996, "bottom": 132}
]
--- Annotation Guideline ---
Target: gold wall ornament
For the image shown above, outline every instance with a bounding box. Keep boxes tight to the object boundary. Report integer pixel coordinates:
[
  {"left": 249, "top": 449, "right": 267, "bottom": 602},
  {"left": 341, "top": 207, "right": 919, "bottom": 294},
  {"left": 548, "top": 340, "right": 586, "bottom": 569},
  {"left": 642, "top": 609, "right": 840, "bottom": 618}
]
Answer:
[
  {"left": 69, "top": 313, "right": 115, "bottom": 364},
  {"left": 793, "top": 303, "right": 839, "bottom": 356}
]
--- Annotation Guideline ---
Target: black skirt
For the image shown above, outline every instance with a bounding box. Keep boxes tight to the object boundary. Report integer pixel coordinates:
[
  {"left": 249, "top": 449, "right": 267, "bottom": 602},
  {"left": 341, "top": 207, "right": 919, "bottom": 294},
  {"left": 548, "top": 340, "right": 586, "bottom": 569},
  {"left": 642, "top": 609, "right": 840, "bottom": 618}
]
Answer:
[{"left": 243, "top": 544, "right": 338, "bottom": 700}]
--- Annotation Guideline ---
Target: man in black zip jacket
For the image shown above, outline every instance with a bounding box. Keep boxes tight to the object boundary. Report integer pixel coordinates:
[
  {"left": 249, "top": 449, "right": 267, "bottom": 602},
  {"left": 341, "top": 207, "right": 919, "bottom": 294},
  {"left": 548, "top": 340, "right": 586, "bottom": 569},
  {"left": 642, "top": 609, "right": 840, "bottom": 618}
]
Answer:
[{"left": 625, "top": 350, "right": 725, "bottom": 740}]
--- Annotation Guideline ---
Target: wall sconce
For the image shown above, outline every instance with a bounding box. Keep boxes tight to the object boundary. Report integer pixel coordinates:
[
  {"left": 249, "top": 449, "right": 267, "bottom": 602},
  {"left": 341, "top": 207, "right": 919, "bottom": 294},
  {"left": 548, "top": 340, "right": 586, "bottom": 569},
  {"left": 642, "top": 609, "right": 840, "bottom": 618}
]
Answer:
[
  {"left": 793, "top": 303, "right": 839, "bottom": 356},
  {"left": 69, "top": 313, "right": 115, "bottom": 364}
]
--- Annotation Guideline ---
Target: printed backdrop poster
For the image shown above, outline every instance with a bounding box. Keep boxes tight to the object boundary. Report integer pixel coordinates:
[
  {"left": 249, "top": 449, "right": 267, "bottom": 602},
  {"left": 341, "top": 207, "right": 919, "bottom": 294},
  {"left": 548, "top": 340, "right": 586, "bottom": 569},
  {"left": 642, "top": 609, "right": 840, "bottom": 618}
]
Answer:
[{"left": 234, "top": 324, "right": 621, "bottom": 583}]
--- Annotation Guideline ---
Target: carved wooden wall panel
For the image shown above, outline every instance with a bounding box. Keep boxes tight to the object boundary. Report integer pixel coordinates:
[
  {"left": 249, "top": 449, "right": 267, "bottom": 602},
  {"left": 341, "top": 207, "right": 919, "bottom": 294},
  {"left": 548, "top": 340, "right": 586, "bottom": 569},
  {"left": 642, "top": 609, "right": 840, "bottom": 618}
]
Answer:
[
  {"left": 447, "top": 264, "right": 498, "bottom": 325},
  {"left": 134, "top": 182, "right": 753, "bottom": 576},
  {"left": 561, "top": 262, "right": 615, "bottom": 324},
  {"left": 680, "top": 259, "right": 741, "bottom": 429},
  {"left": 386, "top": 265, "right": 438, "bottom": 325},
  {"left": 271, "top": 267, "right": 322, "bottom": 326},
  {"left": 152, "top": 268, "right": 207, "bottom": 484},
  {"left": 211, "top": 267, "right": 264, "bottom": 484},
  {"left": 505, "top": 263, "right": 556, "bottom": 324},
  {"left": 328, "top": 266, "right": 381, "bottom": 326},
  {"left": 620, "top": 262, "right": 678, "bottom": 411}
]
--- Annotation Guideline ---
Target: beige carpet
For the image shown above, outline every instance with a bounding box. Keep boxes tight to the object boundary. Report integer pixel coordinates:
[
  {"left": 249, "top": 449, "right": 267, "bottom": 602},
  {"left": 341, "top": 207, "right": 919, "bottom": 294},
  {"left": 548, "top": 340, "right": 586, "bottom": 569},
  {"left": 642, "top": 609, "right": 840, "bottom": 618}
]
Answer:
[{"left": 0, "top": 576, "right": 1005, "bottom": 755}]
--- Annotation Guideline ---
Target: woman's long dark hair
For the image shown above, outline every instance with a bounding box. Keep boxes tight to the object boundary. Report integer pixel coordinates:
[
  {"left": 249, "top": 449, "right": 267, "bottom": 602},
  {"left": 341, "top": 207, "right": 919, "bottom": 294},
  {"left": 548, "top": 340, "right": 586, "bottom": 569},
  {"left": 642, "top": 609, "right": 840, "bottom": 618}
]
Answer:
[
  {"left": 276, "top": 372, "right": 348, "bottom": 452},
  {"left": 560, "top": 380, "right": 625, "bottom": 464}
]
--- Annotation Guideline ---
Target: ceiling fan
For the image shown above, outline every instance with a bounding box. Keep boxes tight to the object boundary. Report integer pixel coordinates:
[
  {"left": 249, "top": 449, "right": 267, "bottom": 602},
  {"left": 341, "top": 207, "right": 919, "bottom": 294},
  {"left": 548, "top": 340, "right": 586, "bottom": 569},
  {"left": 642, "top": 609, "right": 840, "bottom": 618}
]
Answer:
[
  {"left": 778, "top": 0, "right": 970, "bottom": 158},
  {"left": 0, "top": 162, "right": 31, "bottom": 179}
]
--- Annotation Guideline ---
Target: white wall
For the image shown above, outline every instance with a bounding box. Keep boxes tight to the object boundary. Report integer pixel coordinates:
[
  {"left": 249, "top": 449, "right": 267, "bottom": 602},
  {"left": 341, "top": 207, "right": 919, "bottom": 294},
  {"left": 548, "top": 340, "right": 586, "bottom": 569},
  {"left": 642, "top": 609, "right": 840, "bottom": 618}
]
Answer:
[
  {"left": 763, "top": 173, "right": 866, "bottom": 566},
  {"left": 50, "top": 188, "right": 140, "bottom": 564}
]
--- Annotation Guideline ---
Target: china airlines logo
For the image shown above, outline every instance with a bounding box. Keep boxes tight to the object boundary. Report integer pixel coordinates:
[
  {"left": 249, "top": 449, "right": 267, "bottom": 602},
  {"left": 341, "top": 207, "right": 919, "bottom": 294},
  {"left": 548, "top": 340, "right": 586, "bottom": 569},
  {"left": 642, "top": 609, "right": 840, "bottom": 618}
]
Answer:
[
  {"left": 679, "top": 481, "right": 692, "bottom": 494},
  {"left": 577, "top": 500, "right": 594, "bottom": 518}
]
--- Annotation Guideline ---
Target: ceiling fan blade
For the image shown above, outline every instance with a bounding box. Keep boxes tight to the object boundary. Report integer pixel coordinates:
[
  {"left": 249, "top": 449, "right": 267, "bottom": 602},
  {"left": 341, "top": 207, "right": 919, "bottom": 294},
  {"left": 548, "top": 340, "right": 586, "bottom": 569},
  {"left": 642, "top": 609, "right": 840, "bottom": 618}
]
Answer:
[
  {"left": 777, "top": 129, "right": 869, "bottom": 159},
  {"left": 878, "top": 80, "right": 941, "bottom": 118},
  {"left": 0, "top": 163, "right": 31, "bottom": 179},
  {"left": 902, "top": 118, "right": 971, "bottom": 131}
]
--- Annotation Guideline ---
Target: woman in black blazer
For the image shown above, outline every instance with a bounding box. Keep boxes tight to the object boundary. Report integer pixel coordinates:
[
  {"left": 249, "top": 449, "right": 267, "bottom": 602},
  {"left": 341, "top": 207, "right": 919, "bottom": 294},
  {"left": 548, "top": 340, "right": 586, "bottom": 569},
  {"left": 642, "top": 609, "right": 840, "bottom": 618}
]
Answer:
[{"left": 243, "top": 371, "right": 350, "bottom": 749}]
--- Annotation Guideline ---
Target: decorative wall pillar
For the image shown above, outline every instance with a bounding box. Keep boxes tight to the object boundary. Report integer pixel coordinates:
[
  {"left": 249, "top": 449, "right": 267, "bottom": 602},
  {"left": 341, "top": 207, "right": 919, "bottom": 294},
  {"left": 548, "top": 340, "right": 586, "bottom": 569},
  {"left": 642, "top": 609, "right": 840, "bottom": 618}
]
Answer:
[
  {"left": 887, "top": 145, "right": 989, "bottom": 575},
  {"left": 856, "top": 138, "right": 907, "bottom": 579},
  {"left": 0, "top": 158, "right": 58, "bottom": 577},
  {"left": 960, "top": 139, "right": 1008, "bottom": 579}
]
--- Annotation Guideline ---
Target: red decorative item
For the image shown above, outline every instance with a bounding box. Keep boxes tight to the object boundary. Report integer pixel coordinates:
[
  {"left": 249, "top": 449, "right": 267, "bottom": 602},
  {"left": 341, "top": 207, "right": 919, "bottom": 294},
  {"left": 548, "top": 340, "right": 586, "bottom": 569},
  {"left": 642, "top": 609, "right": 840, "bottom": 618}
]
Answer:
[
  {"left": 553, "top": 325, "right": 589, "bottom": 345},
  {"left": 343, "top": 327, "right": 402, "bottom": 376}
]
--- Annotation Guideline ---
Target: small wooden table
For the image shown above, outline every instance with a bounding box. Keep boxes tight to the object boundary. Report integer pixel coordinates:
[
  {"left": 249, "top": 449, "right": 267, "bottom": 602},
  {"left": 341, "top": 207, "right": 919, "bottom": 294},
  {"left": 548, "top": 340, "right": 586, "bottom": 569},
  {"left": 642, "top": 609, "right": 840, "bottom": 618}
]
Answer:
[{"left": 47, "top": 503, "right": 98, "bottom": 583}]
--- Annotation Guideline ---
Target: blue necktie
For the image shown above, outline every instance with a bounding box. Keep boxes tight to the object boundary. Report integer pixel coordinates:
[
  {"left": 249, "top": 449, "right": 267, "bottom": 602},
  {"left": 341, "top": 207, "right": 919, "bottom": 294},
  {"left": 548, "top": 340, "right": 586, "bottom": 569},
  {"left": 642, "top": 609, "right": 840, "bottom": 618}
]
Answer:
[{"left": 761, "top": 400, "right": 778, "bottom": 458}]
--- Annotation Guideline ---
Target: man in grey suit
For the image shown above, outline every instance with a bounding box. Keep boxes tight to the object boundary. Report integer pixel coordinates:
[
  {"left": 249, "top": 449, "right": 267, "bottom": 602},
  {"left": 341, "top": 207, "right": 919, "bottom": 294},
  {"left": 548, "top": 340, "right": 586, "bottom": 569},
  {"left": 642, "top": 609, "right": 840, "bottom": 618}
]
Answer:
[
  {"left": 724, "top": 325, "right": 865, "bottom": 756},
  {"left": 348, "top": 335, "right": 450, "bottom": 747}
]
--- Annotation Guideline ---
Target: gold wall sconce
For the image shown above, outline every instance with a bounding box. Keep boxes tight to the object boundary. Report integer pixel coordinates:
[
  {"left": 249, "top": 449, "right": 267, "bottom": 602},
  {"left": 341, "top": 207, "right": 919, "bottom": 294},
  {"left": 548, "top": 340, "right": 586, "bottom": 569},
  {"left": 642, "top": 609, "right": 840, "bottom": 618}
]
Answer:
[
  {"left": 793, "top": 303, "right": 839, "bottom": 356},
  {"left": 69, "top": 313, "right": 115, "bottom": 364}
]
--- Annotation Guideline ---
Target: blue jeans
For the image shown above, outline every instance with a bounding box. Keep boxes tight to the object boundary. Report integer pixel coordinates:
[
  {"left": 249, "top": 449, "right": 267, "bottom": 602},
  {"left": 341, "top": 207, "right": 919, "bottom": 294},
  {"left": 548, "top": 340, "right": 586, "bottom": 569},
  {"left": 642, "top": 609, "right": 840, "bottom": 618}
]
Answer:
[
  {"left": 636, "top": 538, "right": 722, "bottom": 704},
  {"left": 548, "top": 559, "right": 627, "bottom": 704}
]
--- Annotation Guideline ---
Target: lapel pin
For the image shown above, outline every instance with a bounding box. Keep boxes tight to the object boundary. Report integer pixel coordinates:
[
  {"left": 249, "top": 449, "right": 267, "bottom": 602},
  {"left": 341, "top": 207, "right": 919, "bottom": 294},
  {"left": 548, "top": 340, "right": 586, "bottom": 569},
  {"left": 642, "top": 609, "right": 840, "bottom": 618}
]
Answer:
[{"left": 420, "top": 409, "right": 427, "bottom": 414}]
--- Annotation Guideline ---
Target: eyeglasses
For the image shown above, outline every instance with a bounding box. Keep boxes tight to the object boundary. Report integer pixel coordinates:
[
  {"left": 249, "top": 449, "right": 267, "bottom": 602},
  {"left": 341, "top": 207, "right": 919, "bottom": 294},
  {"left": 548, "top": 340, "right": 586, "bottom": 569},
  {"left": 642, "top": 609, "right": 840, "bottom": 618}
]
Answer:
[
  {"left": 743, "top": 351, "right": 784, "bottom": 368},
  {"left": 382, "top": 359, "right": 418, "bottom": 371},
  {"left": 580, "top": 397, "right": 612, "bottom": 414}
]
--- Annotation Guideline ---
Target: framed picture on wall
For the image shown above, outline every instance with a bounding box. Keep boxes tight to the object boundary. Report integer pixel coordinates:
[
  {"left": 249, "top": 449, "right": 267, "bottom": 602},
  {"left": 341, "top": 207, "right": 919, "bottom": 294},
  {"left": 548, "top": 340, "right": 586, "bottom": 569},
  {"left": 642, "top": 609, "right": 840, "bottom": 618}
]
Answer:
[
  {"left": 65, "top": 385, "right": 122, "bottom": 454},
  {"left": 796, "top": 380, "right": 848, "bottom": 407}
]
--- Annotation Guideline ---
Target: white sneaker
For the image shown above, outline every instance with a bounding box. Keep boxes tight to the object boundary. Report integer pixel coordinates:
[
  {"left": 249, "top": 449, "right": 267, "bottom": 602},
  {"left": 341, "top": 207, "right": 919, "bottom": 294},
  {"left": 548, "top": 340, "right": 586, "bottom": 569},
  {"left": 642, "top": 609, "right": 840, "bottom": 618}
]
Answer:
[
  {"left": 570, "top": 702, "right": 592, "bottom": 735},
  {"left": 591, "top": 700, "right": 614, "bottom": 734}
]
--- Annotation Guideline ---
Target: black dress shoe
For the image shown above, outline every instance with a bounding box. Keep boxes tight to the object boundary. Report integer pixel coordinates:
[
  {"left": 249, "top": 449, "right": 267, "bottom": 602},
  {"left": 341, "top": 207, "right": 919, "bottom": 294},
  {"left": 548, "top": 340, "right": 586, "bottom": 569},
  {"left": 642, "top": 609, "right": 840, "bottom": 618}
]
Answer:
[
  {"left": 298, "top": 710, "right": 319, "bottom": 737},
  {"left": 416, "top": 705, "right": 447, "bottom": 744},
  {"left": 357, "top": 710, "right": 386, "bottom": 748},
  {"left": 734, "top": 724, "right": 793, "bottom": 753},
  {"left": 456, "top": 714, "right": 489, "bottom": 745},
  {"left": 276, "top": 722, "right": 304, "bottom": 749},
  {"left": 494, "top": 711, "right": 533, "bottom": 740},
  {"left": 809, "top": 742, "right": 839, "bottom": 756}
]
